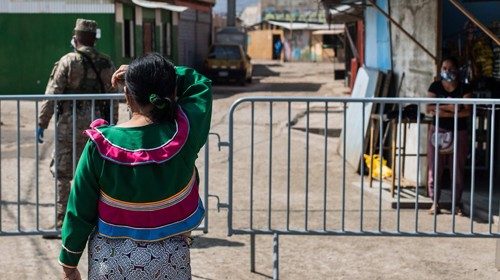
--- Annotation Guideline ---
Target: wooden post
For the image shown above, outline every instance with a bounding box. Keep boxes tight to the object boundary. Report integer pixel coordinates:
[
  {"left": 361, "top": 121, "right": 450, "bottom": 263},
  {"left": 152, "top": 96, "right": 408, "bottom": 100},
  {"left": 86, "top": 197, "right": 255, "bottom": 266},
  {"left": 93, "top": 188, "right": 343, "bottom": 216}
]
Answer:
[
  {"left": 391, "top": 120, "right": 396, "bottom": 197},
  {"left": 369, "top": 117, "right": 375, "bottom": 188}
]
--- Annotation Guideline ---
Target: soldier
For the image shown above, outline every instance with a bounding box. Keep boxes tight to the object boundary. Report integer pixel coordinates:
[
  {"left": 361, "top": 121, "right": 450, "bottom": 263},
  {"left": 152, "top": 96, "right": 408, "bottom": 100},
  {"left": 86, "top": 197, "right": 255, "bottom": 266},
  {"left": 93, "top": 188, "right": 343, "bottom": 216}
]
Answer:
[{"left": 37, "top": 19, "right": 117, "bottom": 235}]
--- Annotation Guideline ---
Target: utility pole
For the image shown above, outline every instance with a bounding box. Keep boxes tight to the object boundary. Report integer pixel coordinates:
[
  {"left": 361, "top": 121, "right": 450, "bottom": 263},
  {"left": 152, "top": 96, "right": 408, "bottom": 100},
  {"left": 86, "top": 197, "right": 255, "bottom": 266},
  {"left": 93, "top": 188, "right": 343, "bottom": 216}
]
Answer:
[{"left": 227, "top": 0, "right": 236, "bottom": 27}]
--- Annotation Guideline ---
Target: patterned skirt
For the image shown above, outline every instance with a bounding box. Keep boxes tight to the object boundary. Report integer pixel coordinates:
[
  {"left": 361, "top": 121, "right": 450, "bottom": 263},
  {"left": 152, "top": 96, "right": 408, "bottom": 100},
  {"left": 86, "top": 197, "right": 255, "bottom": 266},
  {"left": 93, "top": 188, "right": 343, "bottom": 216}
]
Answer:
[{"left": 88, "top": 233, "right": 191, "bottom": 280}]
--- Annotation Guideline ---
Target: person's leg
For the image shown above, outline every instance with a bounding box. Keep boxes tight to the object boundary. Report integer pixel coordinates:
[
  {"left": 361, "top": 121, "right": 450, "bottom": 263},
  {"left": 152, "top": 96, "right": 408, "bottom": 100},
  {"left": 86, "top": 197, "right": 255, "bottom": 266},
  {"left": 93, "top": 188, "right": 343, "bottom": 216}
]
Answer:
[
  {"left": 56, "top": 180, "right": 71, "bottom": 228},
  {"left": 49, "top": 118, "right": 75, "bottom": 229},
  {"left": 50, "top": 144, "right": 73, "bottom": 229},
  {"left": 45, "top": 113, "right": 90, "bottom": 236},
  {"left": 427, "top": 126, "right": 445, "bottom": 210},
  {"left": 452, "top": 130, "right": 469, "bottom": 215}
]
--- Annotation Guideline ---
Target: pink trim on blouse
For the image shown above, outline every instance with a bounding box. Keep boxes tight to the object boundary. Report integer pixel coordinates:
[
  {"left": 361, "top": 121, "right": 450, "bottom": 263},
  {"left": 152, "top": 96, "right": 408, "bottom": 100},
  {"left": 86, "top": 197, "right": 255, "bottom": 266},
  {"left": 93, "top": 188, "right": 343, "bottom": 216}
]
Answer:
[
  {"left": 84, "top": 107, "right": 189, "bottom": 165},
  {"left": 90, "top": 118, "right": 109, "bottom": 129}
]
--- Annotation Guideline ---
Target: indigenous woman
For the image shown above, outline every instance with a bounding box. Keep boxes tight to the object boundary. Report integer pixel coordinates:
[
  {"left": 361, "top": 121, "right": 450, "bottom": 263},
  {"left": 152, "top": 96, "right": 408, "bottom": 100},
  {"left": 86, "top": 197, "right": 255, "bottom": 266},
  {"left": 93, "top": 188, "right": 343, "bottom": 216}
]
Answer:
[{"left": 58, "top": 53, "right": 212, "bottom": 279}]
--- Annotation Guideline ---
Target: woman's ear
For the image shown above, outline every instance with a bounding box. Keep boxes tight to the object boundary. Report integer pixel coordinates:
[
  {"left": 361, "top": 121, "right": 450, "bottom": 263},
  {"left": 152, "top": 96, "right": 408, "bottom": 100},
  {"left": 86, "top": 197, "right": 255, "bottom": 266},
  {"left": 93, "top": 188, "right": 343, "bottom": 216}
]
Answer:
[{"left": 124, "top": 86, "right": 131, "bottom": 104}]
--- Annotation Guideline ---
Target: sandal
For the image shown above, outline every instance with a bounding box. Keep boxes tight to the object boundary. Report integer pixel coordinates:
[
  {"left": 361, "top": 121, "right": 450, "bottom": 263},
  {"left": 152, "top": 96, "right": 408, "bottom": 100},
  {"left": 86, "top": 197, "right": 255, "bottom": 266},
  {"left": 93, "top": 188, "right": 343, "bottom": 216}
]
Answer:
[
  {"left": 454, "top": 205, "right": 465, "bottom": 216},
  {"left": 428, "top": 204, "right": 441, "bottom": 215}
]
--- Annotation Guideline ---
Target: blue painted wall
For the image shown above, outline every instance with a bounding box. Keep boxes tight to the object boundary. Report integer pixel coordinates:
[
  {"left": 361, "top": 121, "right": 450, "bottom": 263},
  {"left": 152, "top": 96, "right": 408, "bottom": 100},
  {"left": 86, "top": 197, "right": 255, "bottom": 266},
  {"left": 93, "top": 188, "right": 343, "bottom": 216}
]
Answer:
[
  {"left": 365, "top": 5, "right": 377, "bottom": 67},
  {"left": 364, "top": 0, "right": 392, "bottom": 70}
]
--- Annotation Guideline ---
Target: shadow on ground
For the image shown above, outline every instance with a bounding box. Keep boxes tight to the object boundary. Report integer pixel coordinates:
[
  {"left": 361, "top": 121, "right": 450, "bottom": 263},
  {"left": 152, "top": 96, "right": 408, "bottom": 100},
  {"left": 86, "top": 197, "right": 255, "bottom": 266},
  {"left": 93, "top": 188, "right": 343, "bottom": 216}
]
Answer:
[
  {"left": 262, "top": 82, "right": 323, "bottom": 92},
  {"left": 191, "top": 236, "right": 245, "bottom": 249},
  {"left": 252, "top": 64, "right": 280, "bottom": 77},
  {"left": 212, "top": 80, "right": 324, "bottom": 100},
  {"left": 292, "top": 127, "right": 342, "bottom": 137}
]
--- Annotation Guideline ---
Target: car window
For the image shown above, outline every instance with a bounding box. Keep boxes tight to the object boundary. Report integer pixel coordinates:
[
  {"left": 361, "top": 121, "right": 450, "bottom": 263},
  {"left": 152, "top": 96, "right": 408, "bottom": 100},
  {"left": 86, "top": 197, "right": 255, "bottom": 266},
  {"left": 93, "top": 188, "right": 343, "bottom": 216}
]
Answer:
[{"left": 209, "top": 45, "right": 242, "bottom": 60}]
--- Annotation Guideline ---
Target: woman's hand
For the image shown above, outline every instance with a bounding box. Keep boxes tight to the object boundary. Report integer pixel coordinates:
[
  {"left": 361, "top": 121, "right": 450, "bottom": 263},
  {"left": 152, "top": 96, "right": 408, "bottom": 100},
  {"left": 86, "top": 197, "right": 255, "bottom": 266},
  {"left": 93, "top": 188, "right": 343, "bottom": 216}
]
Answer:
[
  {"left": 111, "top": 64, "right": 129, "bottom": 89},
  {"left": 62, "top": 267, "right": 81, "bottom": 280},
  {"left": 426, "top": 104, "right": 438, "bottom": 116}
]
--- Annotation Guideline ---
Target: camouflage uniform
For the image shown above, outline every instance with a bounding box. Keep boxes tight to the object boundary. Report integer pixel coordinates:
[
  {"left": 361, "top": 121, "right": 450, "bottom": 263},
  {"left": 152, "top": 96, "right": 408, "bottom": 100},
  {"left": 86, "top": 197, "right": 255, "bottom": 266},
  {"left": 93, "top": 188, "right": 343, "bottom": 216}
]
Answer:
[{"left": 38, "top": 19, "right": 117, "bottom": 228}]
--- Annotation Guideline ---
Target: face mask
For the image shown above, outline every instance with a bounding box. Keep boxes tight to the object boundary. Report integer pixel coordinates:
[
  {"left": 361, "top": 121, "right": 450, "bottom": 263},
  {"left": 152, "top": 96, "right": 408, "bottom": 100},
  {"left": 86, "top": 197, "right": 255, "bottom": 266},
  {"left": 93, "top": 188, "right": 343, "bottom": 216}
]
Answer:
[
  {"left": 440, "top": 70, "right": 457, "bottom": 82},
  {"left": 70, "top": 37, "right": 76, "bottom": 50}
]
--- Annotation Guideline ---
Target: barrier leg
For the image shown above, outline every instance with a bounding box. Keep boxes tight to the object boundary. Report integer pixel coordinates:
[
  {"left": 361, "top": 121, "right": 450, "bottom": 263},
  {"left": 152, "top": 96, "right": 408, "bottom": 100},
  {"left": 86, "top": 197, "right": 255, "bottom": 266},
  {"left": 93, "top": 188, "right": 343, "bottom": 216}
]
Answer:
[
  {"left": 273, "top": 233, "right": 279, "bottom": 280},
  {"left": 250, "top": 233, "right": 256, "bottom": 272},
  {"left": 496, "top": 217, "right": 500, "bottom": 270}
]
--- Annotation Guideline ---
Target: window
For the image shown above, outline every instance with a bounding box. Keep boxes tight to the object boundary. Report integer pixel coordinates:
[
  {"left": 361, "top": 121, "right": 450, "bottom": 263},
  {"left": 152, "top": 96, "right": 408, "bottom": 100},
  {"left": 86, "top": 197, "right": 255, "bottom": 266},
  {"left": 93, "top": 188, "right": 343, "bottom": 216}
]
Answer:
[
  {"left": 123, "top": 20, "right": 135, "bottom": 58},
  {"left": 208, "top": 45, "right": 242, "bottom": 60}
]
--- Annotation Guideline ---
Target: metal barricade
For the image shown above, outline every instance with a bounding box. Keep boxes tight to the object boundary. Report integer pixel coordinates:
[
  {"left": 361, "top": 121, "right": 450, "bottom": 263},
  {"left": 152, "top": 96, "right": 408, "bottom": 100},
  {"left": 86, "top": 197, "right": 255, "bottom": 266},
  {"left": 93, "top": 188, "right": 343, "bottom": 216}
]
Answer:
[
  {"left": 225, "top": 97, "right": 500, "bottom": 279},
  {"left": 2, "top": 94, "right": 500, "bottom": 278},
  {"left": 0, "top": 94, "right": 210, "bottom": 236}
]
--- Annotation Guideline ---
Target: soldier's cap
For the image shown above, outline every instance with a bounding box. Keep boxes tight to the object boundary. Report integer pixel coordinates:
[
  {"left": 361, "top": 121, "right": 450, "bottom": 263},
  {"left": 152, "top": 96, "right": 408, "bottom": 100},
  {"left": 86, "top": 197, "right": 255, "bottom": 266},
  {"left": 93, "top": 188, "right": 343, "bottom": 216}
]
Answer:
[{"left": 74, "top": 18, "right": 97, "bottom": 33}]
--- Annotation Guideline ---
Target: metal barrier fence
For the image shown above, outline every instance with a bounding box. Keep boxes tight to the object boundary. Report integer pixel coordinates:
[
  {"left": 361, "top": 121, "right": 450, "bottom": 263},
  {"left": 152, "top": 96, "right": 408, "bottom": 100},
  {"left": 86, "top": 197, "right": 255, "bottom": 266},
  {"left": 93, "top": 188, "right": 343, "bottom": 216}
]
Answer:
[
  {"left": 226, "top": 97, "right": 500, "bottom": 279},
  {"left": 0, "top": 94, "right": 210, "bottom": 236},
  {"left": 2, "top": 94, "right": 500, "bottom": 278}
]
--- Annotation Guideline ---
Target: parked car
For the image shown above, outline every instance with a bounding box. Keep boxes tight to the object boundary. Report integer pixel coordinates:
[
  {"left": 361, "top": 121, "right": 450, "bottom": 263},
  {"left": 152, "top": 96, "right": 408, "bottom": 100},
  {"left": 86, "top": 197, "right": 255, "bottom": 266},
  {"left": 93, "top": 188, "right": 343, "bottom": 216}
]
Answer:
[{"left": 203, "top": 44, "right": 252, "bottom": 85}]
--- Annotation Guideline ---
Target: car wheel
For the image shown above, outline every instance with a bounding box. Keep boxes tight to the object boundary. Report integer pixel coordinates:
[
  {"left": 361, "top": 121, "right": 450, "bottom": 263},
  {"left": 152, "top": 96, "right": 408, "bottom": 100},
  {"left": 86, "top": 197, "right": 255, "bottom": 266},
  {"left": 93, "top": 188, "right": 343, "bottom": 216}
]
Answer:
[{"left": 239, "top": 78, "right": 246, "bottom": 86}]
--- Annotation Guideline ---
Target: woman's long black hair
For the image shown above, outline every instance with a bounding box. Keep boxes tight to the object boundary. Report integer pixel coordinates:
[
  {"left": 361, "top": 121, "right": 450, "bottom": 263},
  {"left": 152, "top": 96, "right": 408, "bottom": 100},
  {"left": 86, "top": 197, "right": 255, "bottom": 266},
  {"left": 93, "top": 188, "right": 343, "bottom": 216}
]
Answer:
[{"left": 125, "top": 53, "right": 177, "bottom": 123}]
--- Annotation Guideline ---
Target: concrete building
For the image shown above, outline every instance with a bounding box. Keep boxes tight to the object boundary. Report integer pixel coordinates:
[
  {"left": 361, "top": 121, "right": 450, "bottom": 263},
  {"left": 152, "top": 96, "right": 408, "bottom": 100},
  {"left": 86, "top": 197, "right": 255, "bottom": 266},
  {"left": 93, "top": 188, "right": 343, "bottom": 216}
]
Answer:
[
  {"left": 322, "top": 0, "right": 499, "bottom": 97},
  {"left": 239, "top": 2, "right": 261, "bottom": 27},
  {"left": 0, "top": 0, "right": 215, "bottom": 94},
  {"left": 247, "top": 29, "right": 285, "bottom": 60},
  {"left": 242, "top": 0, "right": 340, "bottom": 62},
  {"left": 261, "top": 0, "right": 326, "bottom": 23},
  {"left": 247, "top": 20, "right": 344, "bottom": 62},
  {"left": 322, "top": 0, "right": 500, "bottom": 192}
]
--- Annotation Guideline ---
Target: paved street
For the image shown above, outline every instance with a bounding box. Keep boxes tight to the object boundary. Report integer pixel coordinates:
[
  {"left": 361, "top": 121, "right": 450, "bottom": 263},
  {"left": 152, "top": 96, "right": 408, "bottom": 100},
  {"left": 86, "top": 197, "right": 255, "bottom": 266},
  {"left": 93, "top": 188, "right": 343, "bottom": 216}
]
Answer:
[{"left": 0, "top": 60, "right": 499, "bottom": 279}]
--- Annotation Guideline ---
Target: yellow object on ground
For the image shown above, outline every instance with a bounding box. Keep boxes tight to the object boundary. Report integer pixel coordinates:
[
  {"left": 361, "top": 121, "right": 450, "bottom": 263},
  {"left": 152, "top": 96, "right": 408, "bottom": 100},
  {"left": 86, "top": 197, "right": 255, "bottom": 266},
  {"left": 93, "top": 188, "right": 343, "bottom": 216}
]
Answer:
[{"left": 364, "top": 154, "right": 392, "bottom": 180}]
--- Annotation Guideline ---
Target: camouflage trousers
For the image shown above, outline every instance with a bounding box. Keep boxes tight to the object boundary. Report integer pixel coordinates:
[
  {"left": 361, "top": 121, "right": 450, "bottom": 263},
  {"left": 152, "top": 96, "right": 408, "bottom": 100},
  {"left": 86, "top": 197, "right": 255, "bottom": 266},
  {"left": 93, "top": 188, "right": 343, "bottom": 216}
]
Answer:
[{"left": 50, "top": 113, "right": 91, "bottom": 228}]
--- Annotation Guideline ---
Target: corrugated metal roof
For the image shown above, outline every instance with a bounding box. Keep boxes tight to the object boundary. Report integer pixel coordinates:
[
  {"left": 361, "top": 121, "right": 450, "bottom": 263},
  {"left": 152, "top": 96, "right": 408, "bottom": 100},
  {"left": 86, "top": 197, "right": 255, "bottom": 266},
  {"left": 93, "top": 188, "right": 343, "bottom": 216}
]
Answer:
[{"left": 0, "top": 0, "right": 114, "bottom": 13}]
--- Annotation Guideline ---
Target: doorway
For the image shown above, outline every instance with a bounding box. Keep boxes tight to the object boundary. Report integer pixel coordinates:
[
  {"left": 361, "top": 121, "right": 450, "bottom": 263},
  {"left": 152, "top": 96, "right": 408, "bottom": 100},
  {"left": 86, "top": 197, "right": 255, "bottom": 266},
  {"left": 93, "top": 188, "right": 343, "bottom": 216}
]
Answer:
[{"left": 272, "top": 34, "right": 282, "bottom": 60}]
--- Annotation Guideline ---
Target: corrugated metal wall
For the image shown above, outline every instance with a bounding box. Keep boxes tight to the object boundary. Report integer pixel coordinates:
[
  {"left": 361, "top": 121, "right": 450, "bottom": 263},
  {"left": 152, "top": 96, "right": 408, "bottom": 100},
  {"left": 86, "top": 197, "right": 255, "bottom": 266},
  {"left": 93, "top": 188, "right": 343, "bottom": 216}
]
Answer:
[
  {"left": 195, "top": 12, "right": 211, "bottom": 68},
  {"left": 178, "top": 9, "right": 211, "bottom": 69},
  {"left": 178, "top": 9, "right": 197, "bottom": 67},
  {"left": 0, "top": 0, "right": 114, "bottom": 13}
]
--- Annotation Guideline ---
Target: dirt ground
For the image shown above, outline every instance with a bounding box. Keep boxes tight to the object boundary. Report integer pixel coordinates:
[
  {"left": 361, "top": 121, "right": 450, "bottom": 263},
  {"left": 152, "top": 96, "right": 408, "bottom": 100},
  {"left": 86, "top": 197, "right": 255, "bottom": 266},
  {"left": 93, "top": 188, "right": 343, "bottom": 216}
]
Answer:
[{"left": 0, "top": 61, "right": 499, "bottom": 279}]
